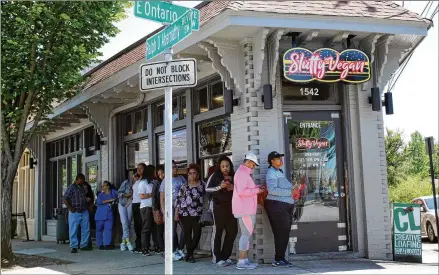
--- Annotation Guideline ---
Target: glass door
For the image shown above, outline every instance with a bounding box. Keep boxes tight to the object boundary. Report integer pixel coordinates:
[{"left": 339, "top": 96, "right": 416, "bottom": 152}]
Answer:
[
  {"left": 285, "top": 111, "right": 348, "bottom": 254},
  {"left": 86, "top": 161, "right": 98, "bottom": 197}
]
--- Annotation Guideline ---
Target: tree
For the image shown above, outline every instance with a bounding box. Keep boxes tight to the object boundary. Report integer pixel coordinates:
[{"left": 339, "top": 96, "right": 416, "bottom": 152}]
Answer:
[
  {"left": 384, "top": 128, "right": 408, "bottom": 186},
  {"left": 405, "top": 131, "right": 430, "bottom": 177},
  {"left": 1, "top": 1, "right": 130, "bottom": 264}
]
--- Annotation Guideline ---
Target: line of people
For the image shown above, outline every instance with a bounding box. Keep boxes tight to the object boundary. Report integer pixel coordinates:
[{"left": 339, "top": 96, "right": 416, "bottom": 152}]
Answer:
[{"left": 63, "top": 151, "right": 298, "bottom": 269}]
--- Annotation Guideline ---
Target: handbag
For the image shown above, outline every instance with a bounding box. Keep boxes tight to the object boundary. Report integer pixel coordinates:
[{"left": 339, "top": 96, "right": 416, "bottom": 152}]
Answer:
[
  {"left": 199, "top": 193, "right": 214, "bottom": 227},
  {"left": 153, "top": 209, "right": 164, "bottom": 225},
  {"left": 257, "top": 188, "right": 268, "bottom": 206}
]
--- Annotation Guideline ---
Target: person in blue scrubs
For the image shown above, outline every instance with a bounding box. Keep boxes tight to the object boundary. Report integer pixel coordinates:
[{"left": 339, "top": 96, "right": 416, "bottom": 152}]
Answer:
[{"left": 95, "top": 181, "right": 118, "bottom": 250}]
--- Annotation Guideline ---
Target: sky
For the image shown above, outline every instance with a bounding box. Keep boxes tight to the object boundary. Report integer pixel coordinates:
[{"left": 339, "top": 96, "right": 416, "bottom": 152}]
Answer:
[{"left": 98, "top": 1, "right": 438, "bottom": 141}]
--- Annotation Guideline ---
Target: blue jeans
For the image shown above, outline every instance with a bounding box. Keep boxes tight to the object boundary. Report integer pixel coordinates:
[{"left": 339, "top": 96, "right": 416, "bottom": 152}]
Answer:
[
  {"left": 96, "top": 219, "right": 113, "bottom": 246},
  {"left": 68, "top": 210, "right": 90, "bottom": 249}
]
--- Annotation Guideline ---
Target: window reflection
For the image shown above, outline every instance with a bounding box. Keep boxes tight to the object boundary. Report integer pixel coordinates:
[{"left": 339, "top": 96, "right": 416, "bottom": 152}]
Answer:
[
  {"left": 134, "top": 111, "right": 143, "bottom": 133},
  {"left": 197, "top": 87, "right": 208, "bottom": 114},
  {"left": 287, "top": 119, "right": 339, "bottom": 222},
  {"left": 211, "top": 82, "right": 224, "bottom": 109},
  {"left": 126, "top": 139, "right": 149, "bottom": 170},
  {"left": 199, "top": 118, "right": 232, "bottom": 158},
  {"left": 158, "top": 129, "right": 187, "bottom": 165}
]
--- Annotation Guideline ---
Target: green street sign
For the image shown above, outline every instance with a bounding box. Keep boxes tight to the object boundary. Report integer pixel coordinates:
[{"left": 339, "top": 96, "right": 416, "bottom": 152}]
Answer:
[
  {"left": 134, "top": 1, "right": 200, "bottom": 31},
  {"left": 146, "top": 10, "right": 194, "bottom": 60},
  {"left": 393, "top": 203, "right": 422, "bottom": 263}
]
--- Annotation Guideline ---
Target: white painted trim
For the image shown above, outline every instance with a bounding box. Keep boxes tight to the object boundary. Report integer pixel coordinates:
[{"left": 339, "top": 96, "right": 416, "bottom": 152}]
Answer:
[{"left": 228, "top": 11, "right": 429, "bottom": 36}]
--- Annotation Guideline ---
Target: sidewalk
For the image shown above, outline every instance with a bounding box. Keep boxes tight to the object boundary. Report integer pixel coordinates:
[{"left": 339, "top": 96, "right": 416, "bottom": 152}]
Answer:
[{"left": 3, "top": 240, "right": 438, "bottom": 274}]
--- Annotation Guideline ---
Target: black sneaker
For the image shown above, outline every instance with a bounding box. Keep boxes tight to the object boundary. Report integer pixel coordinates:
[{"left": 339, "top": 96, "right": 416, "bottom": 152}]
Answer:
[
  {"left": 104, "top": 245, "right": 114, "bottom": 250},
  {"left": 71, "top": 248, "right": 78, "bottom": 253},
  {"left": 142, "top": 250, "right": 151, "bottom": 256},
  {"left": 188, "top": 256, "right": 196, "bottom": 263},
  {"left": 99, "top": 245, "right": 105, "bottom": 250},
  {"left": 272, "top": 259, "right": 294, "bottom": 267},
  {"left": 80, "top": 246, "right": 93, "bottom": 251}
]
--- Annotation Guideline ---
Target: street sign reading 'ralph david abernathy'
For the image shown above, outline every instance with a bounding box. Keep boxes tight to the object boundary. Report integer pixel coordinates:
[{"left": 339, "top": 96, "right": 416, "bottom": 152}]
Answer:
[
  {"left": 134, "top": 1, "right": 200, "bottom": 30},
  {"left": 146, "top": 9, "right": 196, "bottom": 60},
  {"left": 139, "top": 59, "right": 197, "bottom": 91}
]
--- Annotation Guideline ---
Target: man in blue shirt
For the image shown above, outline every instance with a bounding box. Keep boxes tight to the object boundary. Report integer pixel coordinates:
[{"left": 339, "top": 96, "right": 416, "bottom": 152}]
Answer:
[
  {"left": 63, "top": 173, "right": 92, "bottom": 253},
  {"left": 265, "top": 151, "right": 297, "bottom": 268}
]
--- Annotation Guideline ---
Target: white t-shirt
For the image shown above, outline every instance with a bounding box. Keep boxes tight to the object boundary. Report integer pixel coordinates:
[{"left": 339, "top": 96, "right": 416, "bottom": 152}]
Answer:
[
  {"left": 138, "top": 180, "right": 153, "bottom": 208},
  {"left": 132, "top": 180, "right": 141, "bottom": 203}
]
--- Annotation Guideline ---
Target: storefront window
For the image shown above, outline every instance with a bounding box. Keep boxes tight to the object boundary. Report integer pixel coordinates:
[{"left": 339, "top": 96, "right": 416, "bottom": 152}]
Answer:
[
  {"left": 126, "top": 114, "right": 133, "bottom": 135},
  {"left": 181, "top": 94, "right": 187, "bottom": 118},
  {"left": 210, "top": 82, "right": 224, "bottom": 109},
  {"left": 157, "top": 129, "right": 187, "bottom": 165},
  {"left": 60, "top": 159, "right": 67, "bottom": 208},
  {"left": 155, "top": 94, "right": 185, "bottom": 127},
  {"left": 198, "top": 117, "right": 232, "bottom": 158},
  {"left": 134, "top": 111, "right": 143, "bottom": 133},
  {"left": 196, "top": 86, "right": 208, "bottom": 114},
  {"left": 126, "top": 139, "right": 149, "bottom": 170},
  {"left": 287, "top": 119, "right": 339, "bottom": 222}
]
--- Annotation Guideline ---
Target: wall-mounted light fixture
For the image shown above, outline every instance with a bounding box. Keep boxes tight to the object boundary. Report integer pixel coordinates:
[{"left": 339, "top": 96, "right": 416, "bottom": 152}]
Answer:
[
  {"left": 224, "top": 89, "right": 240, "bottom": 115},
  {"left": 368, "top": 87, "right": 394, "bottom": 115},
  {"left": 29, "top": 157, "right": 37, "bottom": 169},
  {"left": 261, "top": 84, "right": 273, "bottom": 110}
]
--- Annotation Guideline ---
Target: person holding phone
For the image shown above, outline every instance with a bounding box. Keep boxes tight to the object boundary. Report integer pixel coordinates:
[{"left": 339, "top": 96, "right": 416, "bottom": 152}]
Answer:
[
  {"left": 95, "top": 181, "right": 118, "bottom": 250},
  {"left": 232, "top": 152, "right": 266, "bottom": 270},
  {"left": 206, "top": 156, "right": 238, "bottom": 267},
  {"left": 265, "top": 151, "right": 297, "bottom": 267}
]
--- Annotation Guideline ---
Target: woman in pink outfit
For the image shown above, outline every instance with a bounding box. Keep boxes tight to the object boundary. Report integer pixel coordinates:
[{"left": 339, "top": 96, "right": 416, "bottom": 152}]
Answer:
[{"left": 232, "top": 152, "right": 266, "bottom": 270}]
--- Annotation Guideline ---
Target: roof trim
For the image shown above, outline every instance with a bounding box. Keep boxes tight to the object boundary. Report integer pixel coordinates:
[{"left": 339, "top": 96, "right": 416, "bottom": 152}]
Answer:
[{"left": 228, "top": 11, "right": 430, "bottom": 36}]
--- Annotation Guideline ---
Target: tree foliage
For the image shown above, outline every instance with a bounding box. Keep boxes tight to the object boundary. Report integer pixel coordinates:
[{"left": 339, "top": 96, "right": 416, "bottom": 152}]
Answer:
[
  {"left": 385, "top": 128, "right": 438, "bottom": 203},
  {"left": 0, "top": 1, "right": 130, "bottom": 264}
]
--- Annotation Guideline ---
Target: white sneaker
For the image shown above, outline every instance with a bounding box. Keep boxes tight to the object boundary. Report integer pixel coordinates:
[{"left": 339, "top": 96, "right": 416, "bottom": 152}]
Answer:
[
  {"left": 217, "top": 260, "right": 231, "bottom": 267},
  {"left": 120, "top": 243, "right": 127, "bottom": 251},
  {"left": 173, "top": 251, "right": 183, "bottom": 261},
  {"left": 177, "top": 249, "right": 185, "bottom": 257},
  {"left": 226, "top": 259, "right": 237, "bottom": 265},
  {"left": 126, "top": 242, "right": 134, "bottom": 252},
  {"left": 236, "top": 260, "right": 258, "bottom": 270}
]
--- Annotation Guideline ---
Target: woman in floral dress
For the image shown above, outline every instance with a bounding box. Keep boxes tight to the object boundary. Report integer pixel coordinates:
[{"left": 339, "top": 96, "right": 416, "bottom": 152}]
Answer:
[{"left": 175, "top": 163, "right": 205, "bottom": 263}]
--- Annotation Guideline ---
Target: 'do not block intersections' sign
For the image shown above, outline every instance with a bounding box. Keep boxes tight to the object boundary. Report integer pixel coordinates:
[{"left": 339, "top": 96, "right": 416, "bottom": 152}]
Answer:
[
  {"left": 393, "top": 203, "right": 422, "bottom": 263},
  {"left": 139, "top": 59, "right": 197, "bottom": 91}
]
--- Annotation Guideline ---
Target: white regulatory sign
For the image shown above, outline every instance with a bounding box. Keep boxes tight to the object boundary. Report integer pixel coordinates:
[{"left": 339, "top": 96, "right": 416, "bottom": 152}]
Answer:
[{"left": 139, "top": 58, "right": 197, "bottom": 91}]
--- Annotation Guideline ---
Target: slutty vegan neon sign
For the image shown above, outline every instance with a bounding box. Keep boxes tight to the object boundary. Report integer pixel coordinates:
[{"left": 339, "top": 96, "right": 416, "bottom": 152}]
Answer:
[
  {"left": 283, "top": 48, "right": 370, "bottom": 84},
  {"left": 296, "top": 138, "right": 330, "bottom": 150}
]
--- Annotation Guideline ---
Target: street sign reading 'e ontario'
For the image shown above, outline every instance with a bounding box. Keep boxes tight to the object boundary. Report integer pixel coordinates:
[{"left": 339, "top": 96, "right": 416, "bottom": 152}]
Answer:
[{"left": 134, "top": 1, "right": 199, "bottom": 30}]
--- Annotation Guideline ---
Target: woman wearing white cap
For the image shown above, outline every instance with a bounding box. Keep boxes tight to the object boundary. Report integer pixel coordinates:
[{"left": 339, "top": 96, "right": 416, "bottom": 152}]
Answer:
[{"left": 232, "top": 152, "right": 266, "bottom": 270}]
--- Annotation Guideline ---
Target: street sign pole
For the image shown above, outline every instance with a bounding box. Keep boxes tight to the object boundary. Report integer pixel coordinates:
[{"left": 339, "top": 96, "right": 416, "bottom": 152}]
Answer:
[{"left": 164, "top": 2, "right": 173, "bottom": 274}]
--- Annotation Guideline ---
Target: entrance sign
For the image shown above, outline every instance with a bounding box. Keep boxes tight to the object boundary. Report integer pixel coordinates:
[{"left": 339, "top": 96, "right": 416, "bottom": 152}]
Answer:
[
  {"left": 393, "top": 203, "right": 422, "bottom": 263},
  {"left": 283, "top": 48, "right": 370, "bottom": 84},
  {"left": 146, "top": 10, "right": 195, "bottom": 60},
  {"left": 139, "top": 59, "right": 197, "bottom": 91},
  {"left": 134, "top": 1, "right": 200, "bottom": 30}
]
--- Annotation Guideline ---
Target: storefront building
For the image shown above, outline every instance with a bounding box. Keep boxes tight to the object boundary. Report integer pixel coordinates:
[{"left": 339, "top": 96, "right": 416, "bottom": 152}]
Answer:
[{"left": 25, "top": 1, "right": 431, "bottom": 262}]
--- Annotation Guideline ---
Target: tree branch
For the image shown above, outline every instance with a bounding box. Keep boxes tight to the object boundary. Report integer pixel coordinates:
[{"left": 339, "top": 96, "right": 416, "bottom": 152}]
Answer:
[
  {"left": 13, "top": 89, "right": 35, "bottom": 162},
  {"left": 23, "top": 106, "right": 44, "bottom": 148},
  {"left": 0, "top": 109, "right": 13, "bottom": 164}
]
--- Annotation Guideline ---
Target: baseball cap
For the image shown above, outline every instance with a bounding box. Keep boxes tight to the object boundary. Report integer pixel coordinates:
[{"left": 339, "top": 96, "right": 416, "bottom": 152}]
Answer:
[
  {"left": 244, "top": 152, "right": 259, "bottom": 166},
  {"left": 268, "top": 151, "right": 285, "bottom": 167}
]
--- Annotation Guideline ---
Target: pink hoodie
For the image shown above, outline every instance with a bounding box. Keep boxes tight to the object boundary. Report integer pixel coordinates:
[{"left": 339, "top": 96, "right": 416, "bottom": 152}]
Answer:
[{"left": 232, "top": 164, "right": 260, "bottom": 217}]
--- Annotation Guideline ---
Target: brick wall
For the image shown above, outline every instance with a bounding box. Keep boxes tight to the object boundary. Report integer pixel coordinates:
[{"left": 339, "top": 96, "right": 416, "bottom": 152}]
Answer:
[
  {"left": 101, "top": 144, "right": 109, "bottom": 182},
  {"left": 347, "top": 84, "right": 392, "bottom": 260}
]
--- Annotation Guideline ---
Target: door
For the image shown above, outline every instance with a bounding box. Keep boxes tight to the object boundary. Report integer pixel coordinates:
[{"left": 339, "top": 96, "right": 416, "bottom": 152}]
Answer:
[{"left": 284, "top": 111, "right": 348, "bottom": 254}]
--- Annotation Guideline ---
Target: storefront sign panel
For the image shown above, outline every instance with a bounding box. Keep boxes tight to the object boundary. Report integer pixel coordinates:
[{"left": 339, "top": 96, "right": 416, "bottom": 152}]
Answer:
[
  {"left": 283, "top": 48, "right": 370, "bottom": 84},
  {"left": 140, "top": 59, "right": 197, "bottom": 91},
  {"left": 134, "top": 1, "right": 200, "bottom": 30},
  {"left": 393, "top": 203, "right": 422, "bottom": 263}
]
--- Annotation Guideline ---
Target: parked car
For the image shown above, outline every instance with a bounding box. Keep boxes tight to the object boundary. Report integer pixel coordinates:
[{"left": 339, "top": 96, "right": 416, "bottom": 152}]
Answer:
[{"left": 412, "top": 196, "right": 438, "bottom": 243}]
